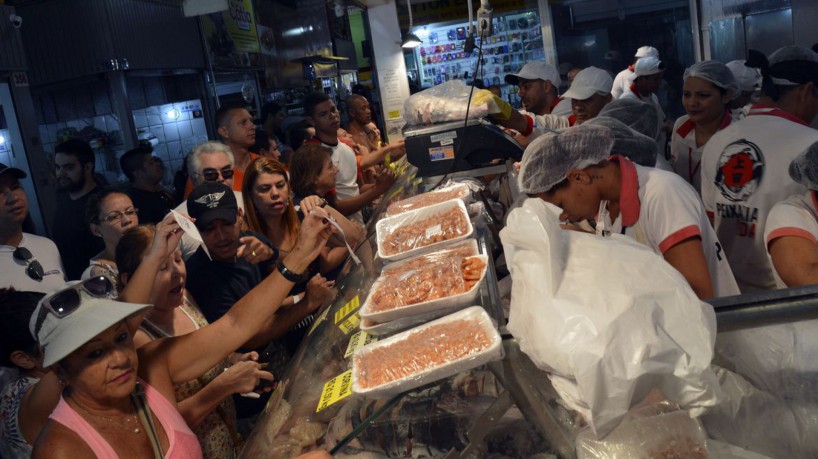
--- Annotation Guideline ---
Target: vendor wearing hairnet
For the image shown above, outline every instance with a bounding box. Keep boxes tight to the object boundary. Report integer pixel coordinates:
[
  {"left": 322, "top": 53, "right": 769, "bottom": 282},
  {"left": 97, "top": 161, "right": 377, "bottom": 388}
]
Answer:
[
  {"left": 765, "top": 141, "right": 818, "bottom": 287},
  {"left": 701, "top": 46, "right": 818, "bottom": 292},
  {"left": 597, "top": 98, "right": 674, "bottom": 171},
  {"left": 519, "top": 125, "right": 739, "bottom": 299},
  {"left": 726, "top": 60, "right": 761, "bottom": 118},
  {"left": 670, "top": 61, "right": 740, "bottom": 192},
  {"left": 621, "top": 56, "right": 671, "bottom": 153}
]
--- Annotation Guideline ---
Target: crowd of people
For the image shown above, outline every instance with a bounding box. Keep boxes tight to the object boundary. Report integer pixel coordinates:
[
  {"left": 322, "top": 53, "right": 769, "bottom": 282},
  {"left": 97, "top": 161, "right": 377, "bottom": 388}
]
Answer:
[
  {"left": 0, "top": 89, "right": 404, "bottom": 458},
  {"left": 2, "top": 42, "right": 818, "bottom": 458}
]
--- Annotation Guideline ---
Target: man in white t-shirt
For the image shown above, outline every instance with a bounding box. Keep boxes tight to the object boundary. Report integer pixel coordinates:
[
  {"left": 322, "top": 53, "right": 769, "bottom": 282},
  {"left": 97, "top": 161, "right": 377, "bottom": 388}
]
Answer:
[
  {"left": 621, "top": 56, "right": 669, "bottom": 153},
  {"left": 701, "top": 46, "right": 818, "bottom": 292},
  {"left": 612, "top": 46, "right": 659, "bottom": 99},
  {"left": 0, "top": 163, "right": 66, "bottom": 292},
  {"left": 303, "top": 92, "right": 395, "bottom": 224}
]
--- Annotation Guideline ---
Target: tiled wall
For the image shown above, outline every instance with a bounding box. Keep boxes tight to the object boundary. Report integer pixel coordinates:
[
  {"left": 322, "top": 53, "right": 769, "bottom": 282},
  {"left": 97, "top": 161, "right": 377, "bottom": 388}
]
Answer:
[
  {"left": 132, "top": 99, "right": 208, "bottom": 185},
  {"left": 38, "top": 115, "right": 124, "bottom": 184},
  {"left": 0, "top": 129, "right": 11, "bottom": 167}
]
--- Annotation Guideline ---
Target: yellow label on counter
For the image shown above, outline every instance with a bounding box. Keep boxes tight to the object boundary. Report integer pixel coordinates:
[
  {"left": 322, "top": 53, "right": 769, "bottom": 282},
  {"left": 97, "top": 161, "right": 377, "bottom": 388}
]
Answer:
[
  {"left": 316, "top": 370, "right": 353, "bottom": 413},
  {"left": 388, "top": 109, "right": 401, "bottom": 119},
  {"left": 334, "top": 295, "right": 360, "bottom": 324},
  {"left": 344, "top": 331, "right": 378, "bottom": 359},
  {"left": 308, "top": 305, "right": 332, "bottom": 336},
  {"left": 338, "top": 312, "right": 361, "bottom": 335}
]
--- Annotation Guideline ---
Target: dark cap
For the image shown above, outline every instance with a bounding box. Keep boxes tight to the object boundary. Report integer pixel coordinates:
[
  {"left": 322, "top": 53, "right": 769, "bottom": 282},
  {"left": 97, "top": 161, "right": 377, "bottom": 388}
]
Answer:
[
  {"left": 187, "top": 182, "right": 238, "bottom": 230},
  {"left": 0, "top": 163, "right": 26, "bottom": 180}
]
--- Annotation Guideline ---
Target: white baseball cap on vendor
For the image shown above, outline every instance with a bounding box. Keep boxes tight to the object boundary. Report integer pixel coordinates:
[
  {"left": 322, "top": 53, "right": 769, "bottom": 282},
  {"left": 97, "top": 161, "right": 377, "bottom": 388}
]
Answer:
[
  {"left": 635, "top": 46, "right": 659, "bottom": 59},
  {"left": 562, "top": 67, "right": 613, "bottom": 100},
  {"left": 518, "top": 124, "right": 615, "bottom": 194},
  {"left": 31, "top": 277, "right": 151, "bottom": 368},
  {"left": 631, "top": 56, "right": 666, "bottom": 78},
  {"left": 505, "top": 61, "right": 561, "bottom": 87}
]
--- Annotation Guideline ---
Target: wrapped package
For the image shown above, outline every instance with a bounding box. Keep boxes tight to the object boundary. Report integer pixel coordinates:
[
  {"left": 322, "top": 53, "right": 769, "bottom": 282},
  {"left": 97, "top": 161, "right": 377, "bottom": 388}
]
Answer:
[
  {"left": 352, "top": 306, "right": 503, "bottom": 398},
  {"left": 377, "top": 199, "right": 473, "bottom": 261},
  {"left": 386, "top": 182, "right": 475, "bottom": 216},
  {"left": 361, "top": 255, "right": 486, "bottom": 322},
  {"left": 576, "top": 402, "right": 710, "bottom": 459},
  {"left": 499, "top": 198, "right": 721, "bottom": 437},
  {"left": 403, "top": 80, "right": 490, "bottom": 126}
]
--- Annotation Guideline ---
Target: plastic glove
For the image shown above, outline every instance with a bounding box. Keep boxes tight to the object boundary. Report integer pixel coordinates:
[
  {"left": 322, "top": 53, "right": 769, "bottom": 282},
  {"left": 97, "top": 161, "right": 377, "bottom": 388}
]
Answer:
[{"left": 471, "top": 89, "right": 513, "bottom": 121}]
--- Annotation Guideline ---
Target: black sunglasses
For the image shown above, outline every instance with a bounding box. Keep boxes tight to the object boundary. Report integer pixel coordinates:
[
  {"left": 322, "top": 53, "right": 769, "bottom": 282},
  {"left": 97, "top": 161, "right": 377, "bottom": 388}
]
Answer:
[
  {"left": 34, "top": 276, "right": 115, "bottom": 336},
  {"left": 201, "top": 166, "right": 235, "bottom": 182},
  {"left": 13, "top": 247, "right": 44, "bottom": 281}
]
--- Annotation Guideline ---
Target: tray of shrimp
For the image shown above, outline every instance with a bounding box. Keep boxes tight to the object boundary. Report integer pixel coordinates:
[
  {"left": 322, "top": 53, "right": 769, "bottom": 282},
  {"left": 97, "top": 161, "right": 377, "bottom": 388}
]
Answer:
[
  {"left": 377, "top": 199, "right": 473, "bottom": 261},
  {"left": 360, "top": 253, "right": 488, "bottom": 323},
  {"left": 386, "top": 182, "right": 473, "bottom": 216},
  {"left": 352, "top": 306, "right": 503, "bottom": 398}
]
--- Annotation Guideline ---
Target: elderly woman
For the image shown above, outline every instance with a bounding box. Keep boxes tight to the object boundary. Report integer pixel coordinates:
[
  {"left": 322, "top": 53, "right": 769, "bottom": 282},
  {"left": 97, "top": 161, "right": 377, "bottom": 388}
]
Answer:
[
  {"left": 670, "top": 61, "right": 739, "bottom": 191},
  {"left": 518, "top": 124, "right": 739, "bottom": 300},
  {"left": 81, "top": 189, "right": 140, "bottom": 289},
  {"left": 116, "top": 225, "right": 265, "bottom": 458},
  {"left": 31, "top": 213, "right": 335, "bottom": 459}
]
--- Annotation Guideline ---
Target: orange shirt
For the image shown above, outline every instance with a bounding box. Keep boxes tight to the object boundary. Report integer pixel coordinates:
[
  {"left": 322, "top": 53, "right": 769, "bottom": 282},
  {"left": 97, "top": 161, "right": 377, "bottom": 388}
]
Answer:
[{"left": 183, "top": 153, "right": 259, "bottom": 198}]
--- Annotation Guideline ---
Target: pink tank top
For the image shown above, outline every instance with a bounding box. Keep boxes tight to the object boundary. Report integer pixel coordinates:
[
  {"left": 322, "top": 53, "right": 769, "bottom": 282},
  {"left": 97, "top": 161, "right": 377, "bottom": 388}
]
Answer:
[{"left": 49, "top": 379, "right": 203, "bottom": 458}]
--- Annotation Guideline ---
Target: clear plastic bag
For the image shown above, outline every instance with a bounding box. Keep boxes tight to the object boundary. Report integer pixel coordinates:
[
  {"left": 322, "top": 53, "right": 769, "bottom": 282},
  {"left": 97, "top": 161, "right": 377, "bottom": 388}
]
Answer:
[
  {"left": 403, "top": 80, "right": 490, "bottom": 126},
  {"left": 499, "top": 198, "right": 721, "bottom": 437},
  {"left": 377, "top": 199, "right": 473, "bottom": 260},
  {"left": 386, "top": 182, "right": 476, "bottom": 216},
  {"left": 352, "top": 307, "right": 504, "bottom": 398}
]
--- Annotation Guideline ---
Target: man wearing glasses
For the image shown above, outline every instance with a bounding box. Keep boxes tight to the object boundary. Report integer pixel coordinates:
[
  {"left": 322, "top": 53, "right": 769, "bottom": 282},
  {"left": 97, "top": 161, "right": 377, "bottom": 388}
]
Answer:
[
  {"left": 173, "top": 141, "right": 246, "bottom": 259},
  {"left": 0, "top": 163, "right": 66, "bottom": 292}
]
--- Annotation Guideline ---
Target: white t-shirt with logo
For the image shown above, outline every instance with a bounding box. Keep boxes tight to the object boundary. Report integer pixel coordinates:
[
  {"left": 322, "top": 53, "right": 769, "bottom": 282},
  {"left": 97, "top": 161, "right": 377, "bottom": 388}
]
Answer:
[
  {"left": 0, "top": 233, "right": 66, "bottom": 293},
  {"left": 764, "top": 190, "right": 818, "bottom": 288},
  {"left": 669, "top": 113, "right": 733, "bottom": 193},
  {"left": 701, "top": 105, "right": 818, "bottom": 292},
  {"left": 608, "top": 156, "right": 740, "bottom": 297}
]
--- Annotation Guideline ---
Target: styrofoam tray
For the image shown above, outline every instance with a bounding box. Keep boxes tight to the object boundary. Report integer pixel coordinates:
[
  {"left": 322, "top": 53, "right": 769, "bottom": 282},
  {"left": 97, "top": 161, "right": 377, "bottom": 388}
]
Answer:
[
  {"left": 360, "top": 254, "right": 487, "bottom": 323},
  {"left": 376, "top": 199, "right": 474, "bottom": 262},
  {"left": 359, "top": 308, "right": 450, "bottom": 336},
  {"left": 386, "top": 183, "right": 473, "bottom": 216},
  {"left": 351, "top": 306, "right": 503, "bottom": 398}
]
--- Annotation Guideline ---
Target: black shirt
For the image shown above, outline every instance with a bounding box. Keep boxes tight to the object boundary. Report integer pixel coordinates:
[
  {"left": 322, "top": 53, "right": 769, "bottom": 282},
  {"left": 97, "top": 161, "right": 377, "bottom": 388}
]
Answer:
[
  {"left": 52, "top": 188, "right": 104, "bottom": 280},
  {"left": 126, "top": 186, "right": 174, "bottom": 224}
]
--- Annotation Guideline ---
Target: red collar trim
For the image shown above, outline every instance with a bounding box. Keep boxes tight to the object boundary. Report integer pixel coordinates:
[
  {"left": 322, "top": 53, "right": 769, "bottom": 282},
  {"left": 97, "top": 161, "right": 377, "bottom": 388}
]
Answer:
[
  {"left": 675, "top": 111, "right": 732, "bottom": 138},
  {"left": 568, "top": 115, "right": 576, "bottom": 126},
  {"left": 549, "top": 96, "right": 563, "bottom": 112},
  {"left": 627, "top": 65, "right": 634, "bottom": 72},
  {"left": 748, "top": 104, "right": 810, "bottom": 126},
  {"left": 610, "top": 155, "right": 640, "bottom": 227},
  {"left": 812, "top": 190, "right": 818, "bottom": 214}
]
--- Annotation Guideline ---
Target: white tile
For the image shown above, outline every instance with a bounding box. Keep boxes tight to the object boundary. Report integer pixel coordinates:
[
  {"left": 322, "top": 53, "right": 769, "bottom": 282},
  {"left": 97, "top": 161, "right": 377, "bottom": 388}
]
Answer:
[
  {"left": 163, "top": 123, "right": 179, "bottom": 142},
  {"left": 176, "top": 121, "right": 193, "bottom": 141},
  {"left": 105, "top": 116, "right": 120, "bottom": 133},
  {"left": 181, "top": 136, "right": 197, "bottom": 154},
  {"left": 133, "top": 113, "right": 148, "bottom": 129},
  {"left": 0, "top": 151, "right": 10, "bottom": 165},
  {"left": 93, "top": 116, "right": 107, "bottom": 132},
  {"left": 153, "top": 143, "right": 168, "bottom": 161},
  {"left": 191, "top": 119, "right": 207, "bottom": 138},
  {"left": 151, "top": 127, "right": 166, "bottom": 144},
  {"left": 67, "top": 119, "right": 85, "bottom": 131},
  {"left": 173, "top": 103, "right": 191, "bottom": 121},
  {"left": 147, "top": 114, "right": 162, "bottom": 126},
  {"left": 166, "top": 140, "right": 183, "bottom": 160},
  {"left": 146, "top": 106, "right": 160, "bottom": 116}
]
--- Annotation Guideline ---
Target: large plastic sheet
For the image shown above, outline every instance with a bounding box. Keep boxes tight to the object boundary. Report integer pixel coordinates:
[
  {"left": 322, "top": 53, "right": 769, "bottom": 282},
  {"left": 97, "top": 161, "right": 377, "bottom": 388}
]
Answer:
[
  {"left": 403, "top": 80, "right": 490, "bottom": 126},
  {"left": 499, "top": 198, "right": 721, "bottom": 437}
]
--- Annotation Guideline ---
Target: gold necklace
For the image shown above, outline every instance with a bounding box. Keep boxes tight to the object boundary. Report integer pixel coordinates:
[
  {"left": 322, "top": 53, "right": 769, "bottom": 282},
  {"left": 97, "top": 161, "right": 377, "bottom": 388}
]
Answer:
[{"left": 75, "top": 401, "right": 143, "bottom": 435}]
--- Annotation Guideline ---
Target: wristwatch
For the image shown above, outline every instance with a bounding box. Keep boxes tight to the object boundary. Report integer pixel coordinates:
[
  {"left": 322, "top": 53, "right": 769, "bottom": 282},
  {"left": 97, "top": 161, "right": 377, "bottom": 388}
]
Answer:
[{"left": 277, "top": 259, "right": 308, "bottom": 283}]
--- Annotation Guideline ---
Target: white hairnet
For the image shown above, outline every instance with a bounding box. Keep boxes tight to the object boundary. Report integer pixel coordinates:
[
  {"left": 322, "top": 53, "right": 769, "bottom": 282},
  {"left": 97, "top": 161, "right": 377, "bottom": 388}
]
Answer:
[
  {"left": 768, "top": 46, "right": 818, "bottom": 66},
  {"left": 726, "top": 60, "right": 761, "bottom": 92},
  {"left": 789, "top": 141, "right": 818, "bottom": 189},
  {"left": 598, "top": 98, "right": 660, "bottom": 140},
  {"left": 518, "top": 125, "right": 615, "bottom": 194},
  {"left": 585, "top": 117, "right": 658, "bottom": 167},
  {"left": 684, "top": 60, "right": 741, "bottom": 100}
]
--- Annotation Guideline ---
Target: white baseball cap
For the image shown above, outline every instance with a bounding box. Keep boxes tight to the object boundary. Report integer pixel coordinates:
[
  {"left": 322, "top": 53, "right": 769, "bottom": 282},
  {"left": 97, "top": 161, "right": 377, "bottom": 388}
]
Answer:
[
  {"left": 505, "top": 61, "right": 561, "bottom": 87},
  {"left": 31, "top": 279, "right": 151, "bottom": 368},
  {"left": 632, "top": 56, "right": 665, "bottom": 77},
  {"left": 635, "top": 46, "right": 659, "bottom": 59},
  {"left": 562, "top": 67, "right": 613, "bottom": 100}
]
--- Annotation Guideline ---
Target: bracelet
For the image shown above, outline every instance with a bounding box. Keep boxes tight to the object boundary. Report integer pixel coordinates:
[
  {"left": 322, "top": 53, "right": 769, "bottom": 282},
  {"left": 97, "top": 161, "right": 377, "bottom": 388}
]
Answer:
[
  {"left": 277, "top": 259, "right": 307, "bottom": 283},
  {"left": 292, "top": 293, "right": 302, "bottom": 304}
]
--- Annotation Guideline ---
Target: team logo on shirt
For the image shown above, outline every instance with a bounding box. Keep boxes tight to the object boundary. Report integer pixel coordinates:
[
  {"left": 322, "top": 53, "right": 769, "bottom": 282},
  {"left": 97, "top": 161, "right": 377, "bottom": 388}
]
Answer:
[{"left": 714, "top": 139, "right": 764, "bottom": 202}]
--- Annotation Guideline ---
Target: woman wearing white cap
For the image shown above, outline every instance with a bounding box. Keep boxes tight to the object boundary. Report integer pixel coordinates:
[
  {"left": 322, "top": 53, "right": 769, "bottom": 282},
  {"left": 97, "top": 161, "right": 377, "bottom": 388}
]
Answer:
[
  {"left": 518, "top": 124, "right": 739, "bottom": 300},
  {"left": 670, "top": 60, "right": 739, "bottom": 192},
  {"left": 30, "top": 214, "right": 335, "bottom": 459}
]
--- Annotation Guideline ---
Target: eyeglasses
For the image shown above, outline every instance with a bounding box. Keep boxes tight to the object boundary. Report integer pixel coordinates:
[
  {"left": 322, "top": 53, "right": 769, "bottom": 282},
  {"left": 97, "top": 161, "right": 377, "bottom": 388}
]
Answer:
[
  {"left": 201, "top": 166, "right": 235, "bottom": 182},
  {"left": 34, "top": 276, "right": 115, "bottom": 336},
  {"left": 13, "top": 247, "right": 44, "bottom": 281},
  {"left": 102, "top": 207, "right": 139, "bottom": 223}
]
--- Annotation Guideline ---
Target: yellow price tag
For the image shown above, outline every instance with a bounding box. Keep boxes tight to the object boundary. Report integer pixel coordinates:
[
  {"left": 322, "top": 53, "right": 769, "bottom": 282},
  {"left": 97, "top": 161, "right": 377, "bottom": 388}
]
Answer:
[
  {"left": 308, "top": 305, "right": 332, "bottom": 336},
  {"left": 338, "top": 312, "right": 361, "bottom": 335},
  {"left": 334, "top": 295, "right": 360, "bottom": 324},
  {"left": 388, "top": 109, "right": 401, "bottom": 119},
  {"left": 344, "top": 331, "right": 378, "bottom": 359},
  {"left": 315, "top": 370, "right": 353, "bottom": 413}
]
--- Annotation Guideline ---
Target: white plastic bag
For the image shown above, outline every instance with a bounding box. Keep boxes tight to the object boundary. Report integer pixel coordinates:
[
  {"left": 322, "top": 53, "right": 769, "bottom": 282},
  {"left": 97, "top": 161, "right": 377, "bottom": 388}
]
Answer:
[
  {"left": 403, "top": 80, "right": 490, "bottom": 126},
  {"left": 499, "top": 198, "right": 722, "bottom": 436}
]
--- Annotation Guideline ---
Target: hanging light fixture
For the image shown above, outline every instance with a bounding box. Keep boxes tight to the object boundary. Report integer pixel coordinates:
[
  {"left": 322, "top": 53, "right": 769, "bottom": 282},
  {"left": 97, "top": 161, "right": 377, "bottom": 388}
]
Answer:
[{"left": 401, "top": 0, "right": 422, "bottom": 49}]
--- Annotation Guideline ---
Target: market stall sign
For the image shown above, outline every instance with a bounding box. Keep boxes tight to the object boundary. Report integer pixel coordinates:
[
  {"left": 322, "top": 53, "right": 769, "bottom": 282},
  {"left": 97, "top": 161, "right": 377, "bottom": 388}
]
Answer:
[
  {"left": 334, "top": 295, "right": 360, "bottom": 324},
  {"left": 339, "top": 312, "right": 361, "bottom": 335},
  {"left": 344, "top": 331, "right": 378, "bottom": 359},
  {"left": 316, "top": 370, "right": 353, "bottom": 413}
]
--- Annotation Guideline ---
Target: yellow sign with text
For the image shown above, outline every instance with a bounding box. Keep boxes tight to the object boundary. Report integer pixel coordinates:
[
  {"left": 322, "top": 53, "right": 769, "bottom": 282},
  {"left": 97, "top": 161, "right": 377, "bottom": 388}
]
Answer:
[
  {"left": 339, "top": 312, "right": 361, "bottom": 335},
  {"left": 334, "top": 295, "right": 360, "bottom": 324},
  {"left": 316, "top": 370, "right": 354, "bottom": 413},
  {"left": 344, "top": 331, "right": 378, "bottom": 359}
]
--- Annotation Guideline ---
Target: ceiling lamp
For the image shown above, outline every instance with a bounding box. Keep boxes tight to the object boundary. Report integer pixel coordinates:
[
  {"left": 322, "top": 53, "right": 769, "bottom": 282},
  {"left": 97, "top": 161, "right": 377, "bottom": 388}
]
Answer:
[{"left": 401, "top": 0, "right": 422, "bottom": 49}]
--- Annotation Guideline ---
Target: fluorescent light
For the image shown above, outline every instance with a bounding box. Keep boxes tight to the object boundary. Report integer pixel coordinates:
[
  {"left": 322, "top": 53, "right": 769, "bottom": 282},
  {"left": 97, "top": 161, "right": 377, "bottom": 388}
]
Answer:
[
  {"left": 166, "top": 109, "right": 181, "bottom": 120},
  {"left": 0, "top": 134, "right": 5, "bottom": 145},
  {"left": 402, "top": 33, "right": 422, "bottom": 49}
]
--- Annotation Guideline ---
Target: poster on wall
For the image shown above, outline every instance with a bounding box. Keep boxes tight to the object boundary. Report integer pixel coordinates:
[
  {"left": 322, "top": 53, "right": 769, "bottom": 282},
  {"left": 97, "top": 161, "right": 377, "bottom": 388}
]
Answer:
[{"left": 201, "top": 0, "right": 262, "bottom": 68}]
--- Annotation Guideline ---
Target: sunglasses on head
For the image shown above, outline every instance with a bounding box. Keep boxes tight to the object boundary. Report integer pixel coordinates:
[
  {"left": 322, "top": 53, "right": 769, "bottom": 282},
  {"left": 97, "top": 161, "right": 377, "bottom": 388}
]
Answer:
[
  {"left": 13, "top": 247, "right": 44, "bottom": 281},
  {"left": 201, "top": 166, "right": 235, "bottom": 182},
  {"left": 34, "top": 276, "right": 115, "bottom": 336}
]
